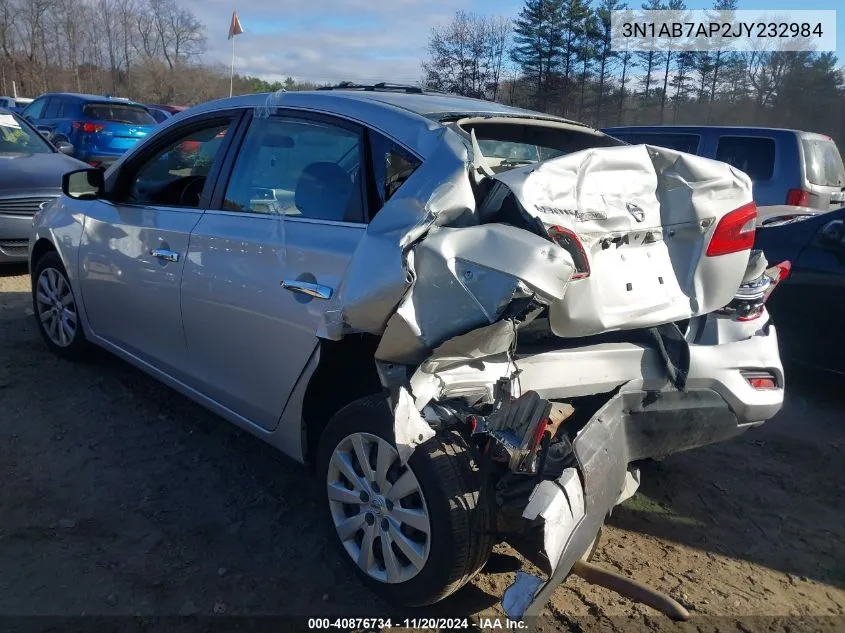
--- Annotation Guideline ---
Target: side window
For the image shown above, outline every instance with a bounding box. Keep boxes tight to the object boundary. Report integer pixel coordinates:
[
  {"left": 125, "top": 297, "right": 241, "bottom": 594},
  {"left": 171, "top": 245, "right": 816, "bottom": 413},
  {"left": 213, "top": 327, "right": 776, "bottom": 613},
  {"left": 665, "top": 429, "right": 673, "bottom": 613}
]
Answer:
[
  {"left": 43, "top": 98, "right": 63, "bottom": 119},
  {"left": 223, "top": 116, "right": 365, "bottom": 223},
  {"left": 25, "top": 98, "right": 46, "bottom": 119},
  {"left": 368, "top": 131, "right": 421, "bottom": 213},
  {"left": 716, "top": 136, "right": 775, "bottom": 181},
  {"left": 124, "top": 120, "right": 232, "bottom": 208}
]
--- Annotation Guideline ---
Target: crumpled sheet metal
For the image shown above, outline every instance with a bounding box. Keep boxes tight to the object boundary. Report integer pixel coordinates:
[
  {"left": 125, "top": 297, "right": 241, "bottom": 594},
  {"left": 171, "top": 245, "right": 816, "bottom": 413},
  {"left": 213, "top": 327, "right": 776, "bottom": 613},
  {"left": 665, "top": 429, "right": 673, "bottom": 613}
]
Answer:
[
  {"left": 491, "top": 144, "right": 754, "bottom": 338},
  {"left": 318, "top": 128, "right": 479, "bottom": 340},
  {"left": 375, "top": 224, "right": 574, "bottom": 365},
  {"left": 522, "top": 468, "right": 585, "bottom": 575},
  {"left": 393, "top": 386, "right": 436, "bottom": 465}
]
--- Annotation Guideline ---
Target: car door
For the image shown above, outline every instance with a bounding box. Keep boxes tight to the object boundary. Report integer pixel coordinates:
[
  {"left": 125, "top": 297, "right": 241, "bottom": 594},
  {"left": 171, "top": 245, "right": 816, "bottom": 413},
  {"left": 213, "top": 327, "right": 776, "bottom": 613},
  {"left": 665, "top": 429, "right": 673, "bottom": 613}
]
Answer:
[
  {"left": 764, "top": 210, "right": 845, "bottom": 372},
  {"left": 22, "top": 96, "right": 47, "bottom": 123},
  {"left": 77, "top": 111, "right": 242, "bottom": 379},
  {"left": 180, "top": 110, "right": 375, "bottom": 432},
  {"left": 37, "top": 96, "right": 64, "bottom": 140}
]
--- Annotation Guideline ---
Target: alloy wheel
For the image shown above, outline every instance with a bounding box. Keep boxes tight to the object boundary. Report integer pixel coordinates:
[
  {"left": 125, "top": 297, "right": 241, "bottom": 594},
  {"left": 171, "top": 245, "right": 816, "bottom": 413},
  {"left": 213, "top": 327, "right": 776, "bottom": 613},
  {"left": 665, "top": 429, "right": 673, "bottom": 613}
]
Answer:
[
  {"left": 35, "top": 267, "right": 78, "bottom": 348},
  {"left": 326, "top": 432, "right": 431, "bottom": 584}
]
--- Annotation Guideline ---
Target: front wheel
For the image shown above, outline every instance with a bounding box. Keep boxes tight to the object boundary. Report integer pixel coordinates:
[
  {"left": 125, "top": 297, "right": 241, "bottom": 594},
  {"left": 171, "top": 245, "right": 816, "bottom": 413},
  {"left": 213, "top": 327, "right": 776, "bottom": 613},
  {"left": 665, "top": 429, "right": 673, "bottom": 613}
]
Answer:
[
  {"left": 32, "top": 251, "right": 89, "bottom": 360},
  {"left": 316, "top": 394, "right": 495, "bottom": 607}
]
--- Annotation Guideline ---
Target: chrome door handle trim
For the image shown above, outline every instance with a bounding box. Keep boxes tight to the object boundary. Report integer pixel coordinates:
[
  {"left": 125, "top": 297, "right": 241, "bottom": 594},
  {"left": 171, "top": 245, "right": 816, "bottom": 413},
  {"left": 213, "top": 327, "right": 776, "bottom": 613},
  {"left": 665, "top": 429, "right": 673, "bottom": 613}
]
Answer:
[
  {"left": 151, "top": 248, "right": 180, "bottom": 262},
  {"left": 281, "top": 280, "right": 333, "bottom": 300}
]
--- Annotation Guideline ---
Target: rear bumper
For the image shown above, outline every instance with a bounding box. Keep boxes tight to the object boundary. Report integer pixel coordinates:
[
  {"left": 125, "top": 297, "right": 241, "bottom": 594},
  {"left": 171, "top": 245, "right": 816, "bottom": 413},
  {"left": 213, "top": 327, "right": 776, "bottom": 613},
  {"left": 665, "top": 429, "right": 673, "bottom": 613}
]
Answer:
[
  {"left": 439, "top": 320, "right": 784, "bottom": 427},
  {"left": 0, "top": 215, "right": 32, "bottom": 262},
  {"left": 500, "top": 320, "right": 783, "bottom": 618},
  {"left": 510, "top": 386, "right": 757, "bottom": 618}
]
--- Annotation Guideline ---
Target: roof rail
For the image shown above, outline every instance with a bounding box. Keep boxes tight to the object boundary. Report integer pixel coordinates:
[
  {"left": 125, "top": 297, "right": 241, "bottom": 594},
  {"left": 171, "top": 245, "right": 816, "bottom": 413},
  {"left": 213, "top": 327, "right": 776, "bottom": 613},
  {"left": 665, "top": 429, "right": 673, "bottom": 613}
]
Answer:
[{"left": 317, "top": 81, "right": 425, "bottom": 94}]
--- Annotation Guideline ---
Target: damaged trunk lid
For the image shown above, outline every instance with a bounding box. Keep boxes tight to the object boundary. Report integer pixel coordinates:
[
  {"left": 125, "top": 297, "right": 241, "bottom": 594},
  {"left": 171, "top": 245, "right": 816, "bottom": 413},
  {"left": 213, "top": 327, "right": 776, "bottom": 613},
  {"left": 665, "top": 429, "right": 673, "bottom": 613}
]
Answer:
[{"left": 481, "top": 143, "right": 756, "bottom": 338}]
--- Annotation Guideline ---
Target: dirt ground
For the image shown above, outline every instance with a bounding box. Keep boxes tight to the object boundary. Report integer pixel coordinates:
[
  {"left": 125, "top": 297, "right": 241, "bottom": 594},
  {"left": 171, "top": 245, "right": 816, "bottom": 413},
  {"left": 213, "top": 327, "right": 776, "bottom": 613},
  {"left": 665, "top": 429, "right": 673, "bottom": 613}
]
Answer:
[{"left": 2, "top": 262, "right": 844, "bottom": 632}]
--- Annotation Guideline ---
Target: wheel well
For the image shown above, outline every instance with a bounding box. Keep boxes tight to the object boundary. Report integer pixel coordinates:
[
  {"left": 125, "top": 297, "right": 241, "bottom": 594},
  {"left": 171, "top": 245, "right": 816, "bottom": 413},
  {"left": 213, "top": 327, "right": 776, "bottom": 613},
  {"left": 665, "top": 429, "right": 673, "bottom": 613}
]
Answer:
[
  {"left": 301, "top": 334, "right": 384, "bottom": 468},
  {"left": 30, "top": 238, "right": 57, "bottom": 270}
]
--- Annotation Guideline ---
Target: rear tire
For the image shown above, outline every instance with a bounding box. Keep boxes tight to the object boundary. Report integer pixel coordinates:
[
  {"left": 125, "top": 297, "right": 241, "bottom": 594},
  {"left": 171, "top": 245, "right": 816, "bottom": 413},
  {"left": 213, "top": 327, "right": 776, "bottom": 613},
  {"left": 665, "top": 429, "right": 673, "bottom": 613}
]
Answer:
[
  {"left": 31, "top": 251, "right": 89, "bottom": 361},
  {"left": 316, "top": 394, "right": 495, "bottom": 607}
]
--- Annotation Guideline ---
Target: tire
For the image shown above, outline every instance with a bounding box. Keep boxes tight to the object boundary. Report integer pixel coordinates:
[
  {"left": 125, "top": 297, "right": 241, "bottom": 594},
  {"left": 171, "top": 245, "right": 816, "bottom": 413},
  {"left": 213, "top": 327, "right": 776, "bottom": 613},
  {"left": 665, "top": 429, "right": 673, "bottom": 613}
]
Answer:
[
  {"left": 31, "top": 250, "right": 89, "bottom": 360},
  {"left": 316, "top": 394, "right": 495, "bottom": 607}
]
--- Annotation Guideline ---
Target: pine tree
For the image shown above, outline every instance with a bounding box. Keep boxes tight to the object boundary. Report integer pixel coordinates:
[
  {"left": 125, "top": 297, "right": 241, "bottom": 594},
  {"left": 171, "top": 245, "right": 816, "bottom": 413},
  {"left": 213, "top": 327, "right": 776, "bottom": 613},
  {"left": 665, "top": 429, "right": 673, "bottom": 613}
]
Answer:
[
  {"left": 511, "top": 0, "right": 566, "bottom": 108},
  {"left": 594, "top": 0, "right": 624, "bottom": 125},
  {"left": 636, "top": 0, "right": 664, "bottom": 102}
]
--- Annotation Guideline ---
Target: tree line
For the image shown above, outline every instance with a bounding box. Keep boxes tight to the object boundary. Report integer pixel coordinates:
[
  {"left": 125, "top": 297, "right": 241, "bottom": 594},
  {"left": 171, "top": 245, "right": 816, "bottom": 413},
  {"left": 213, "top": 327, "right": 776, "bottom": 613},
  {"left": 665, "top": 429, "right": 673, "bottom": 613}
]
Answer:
[
  {"left": 422, "top": 0, "right": 845, "bottom": 150},
  {"left": 0, "top": 0, "right": 325, "bottom": 104}
]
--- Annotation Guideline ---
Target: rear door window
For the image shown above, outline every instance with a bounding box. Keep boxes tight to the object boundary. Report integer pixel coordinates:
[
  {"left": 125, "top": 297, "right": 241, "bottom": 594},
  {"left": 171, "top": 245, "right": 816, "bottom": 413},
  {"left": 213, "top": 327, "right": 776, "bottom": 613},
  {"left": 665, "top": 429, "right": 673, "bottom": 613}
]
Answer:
[
  {"left": 222, "top": 116, "right": 366, "bottom": 223},
  {"left": 42, "top": 97, "right": 64, "bottom": 118},
  {"left": 368, "top": 131, "right": 421, "bottom": 212},
  {"left": 612, "top": 132, "right": 700, "bottom": 154},
  {"left": 802, "top": 138, "right": 845, "bottom": 188},
  {"left": 23, "top": 98, "right": 46, "bottom": 119},
  {"left": 715, "top": 136, "right": 775, "bottom": 181},
  {"left": 83, "top": 103, "right": 157, "bottom": 125}
]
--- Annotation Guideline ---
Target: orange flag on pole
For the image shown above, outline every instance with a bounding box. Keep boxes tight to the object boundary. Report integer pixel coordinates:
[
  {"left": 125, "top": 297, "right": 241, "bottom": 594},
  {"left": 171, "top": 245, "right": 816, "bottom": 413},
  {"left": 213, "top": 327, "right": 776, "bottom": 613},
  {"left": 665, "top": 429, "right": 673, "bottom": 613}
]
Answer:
[{"left": 228, "top": 11, "right": 244, "bottom": 40}]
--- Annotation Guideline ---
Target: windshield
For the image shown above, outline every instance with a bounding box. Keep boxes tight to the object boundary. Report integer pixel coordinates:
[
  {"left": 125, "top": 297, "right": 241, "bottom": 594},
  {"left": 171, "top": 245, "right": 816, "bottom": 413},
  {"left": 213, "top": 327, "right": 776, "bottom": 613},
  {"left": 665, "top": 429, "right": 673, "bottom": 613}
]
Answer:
[
  {"left": 0, "top": 112, "right": 53, "bottom": 154},
  {"left": 802, "top": 138, "right": 845, "bottom": 187},
  {"left": 82, "top": 103, "right": 157, "bottom": 125}
]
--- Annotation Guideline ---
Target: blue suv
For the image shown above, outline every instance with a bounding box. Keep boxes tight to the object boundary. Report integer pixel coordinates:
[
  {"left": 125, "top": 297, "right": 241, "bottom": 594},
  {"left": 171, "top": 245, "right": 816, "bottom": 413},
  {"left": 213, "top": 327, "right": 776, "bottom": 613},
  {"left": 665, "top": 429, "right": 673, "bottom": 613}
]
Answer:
[
  {"left": 22, "top": 93, "right": 157, "bottom": 167},
  {"left": 602, "top": 125, "right": 845, "bottom": 211}
]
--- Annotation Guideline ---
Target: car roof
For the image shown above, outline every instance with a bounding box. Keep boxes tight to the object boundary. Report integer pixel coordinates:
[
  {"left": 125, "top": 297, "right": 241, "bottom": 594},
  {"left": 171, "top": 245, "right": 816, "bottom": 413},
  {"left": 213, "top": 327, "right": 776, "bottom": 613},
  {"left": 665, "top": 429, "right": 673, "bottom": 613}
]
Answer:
[
  {"left": 602, "top": 125, "right": 805, "bottom": 135},
  {"left": 180, "top": 89, "right": 594, "bottom": 159},
  {"left": 190, "top": 89, "right": 582, "bottom": 124},
  {"left": 37, "top": 92, "right": 147, "bottom": 106}
]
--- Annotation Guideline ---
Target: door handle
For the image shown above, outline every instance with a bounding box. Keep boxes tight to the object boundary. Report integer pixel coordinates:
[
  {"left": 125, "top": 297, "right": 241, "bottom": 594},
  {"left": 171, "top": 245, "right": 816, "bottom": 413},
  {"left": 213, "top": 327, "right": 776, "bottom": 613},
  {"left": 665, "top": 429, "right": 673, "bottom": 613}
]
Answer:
[
  {"left": 281, "top": 279, "right": 333, "bottom": 300},
  {"left": 151, "top": 248, "right": 180, "bottom": 263}
]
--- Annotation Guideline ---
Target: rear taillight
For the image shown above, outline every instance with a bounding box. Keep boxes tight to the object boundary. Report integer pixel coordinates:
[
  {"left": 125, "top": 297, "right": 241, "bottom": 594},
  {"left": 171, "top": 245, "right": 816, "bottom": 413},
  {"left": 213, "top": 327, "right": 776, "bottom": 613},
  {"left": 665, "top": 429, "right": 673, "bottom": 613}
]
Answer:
[
  {"left": 719, "top": 259, "right": 791, "bottom": 321},
  {"left": 547, "top": 226, "right": 590, "bottom": 279},
  {"left": 786, "top": 189, "right": 811, "bottom": 206},
  {"left": 72, "top": 121, "right": 105, "bottom": 134},
  {"left": 706, "top": 202, "right": 758, "bottom": 257},
  {"left": 741, "top": 370, "right": 779, "bottom": 390}
]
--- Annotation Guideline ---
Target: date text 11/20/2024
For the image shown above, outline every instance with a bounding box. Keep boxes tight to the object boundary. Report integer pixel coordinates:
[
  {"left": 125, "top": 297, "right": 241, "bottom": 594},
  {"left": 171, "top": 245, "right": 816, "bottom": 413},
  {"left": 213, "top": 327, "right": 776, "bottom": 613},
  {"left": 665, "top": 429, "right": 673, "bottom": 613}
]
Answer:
[{"left": 307, "top": 617, "right": 528, "bottom": 629}]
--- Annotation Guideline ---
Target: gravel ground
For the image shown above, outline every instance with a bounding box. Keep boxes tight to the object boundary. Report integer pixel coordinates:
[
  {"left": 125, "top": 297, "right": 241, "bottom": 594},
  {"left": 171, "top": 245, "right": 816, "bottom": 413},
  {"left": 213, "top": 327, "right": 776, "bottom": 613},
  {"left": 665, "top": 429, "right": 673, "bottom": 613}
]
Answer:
[{"left": 2, "top": 263, "right": 844, "bottom": 632}]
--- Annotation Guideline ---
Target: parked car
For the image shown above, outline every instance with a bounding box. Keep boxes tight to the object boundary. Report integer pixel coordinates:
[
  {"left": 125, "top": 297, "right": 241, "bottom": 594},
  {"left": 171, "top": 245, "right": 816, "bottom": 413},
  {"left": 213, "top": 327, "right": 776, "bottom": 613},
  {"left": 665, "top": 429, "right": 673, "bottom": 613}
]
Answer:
[
  {"left": 21, "top": 93, "right": 157, "bottom": 168},
  {"left": 29, "top": 87, "right": 785, "bottom": 618},
  {"left": 0, "top": 108, "right": 87, "bottom": 262},
  {"left": 0, "top": 96, "right": 33, "bottom": 114},
  {"left": 146, "top": 103, "right": 187, "bottom": 123},
  {"left": 754, "top": 206, "right": 845, "bottom": 374},
  {"left": 145, "top": 106, "right": 173, "bottom": 124},
  {"left": 602, "top": 125, "right": 845, "bottom": 211}
]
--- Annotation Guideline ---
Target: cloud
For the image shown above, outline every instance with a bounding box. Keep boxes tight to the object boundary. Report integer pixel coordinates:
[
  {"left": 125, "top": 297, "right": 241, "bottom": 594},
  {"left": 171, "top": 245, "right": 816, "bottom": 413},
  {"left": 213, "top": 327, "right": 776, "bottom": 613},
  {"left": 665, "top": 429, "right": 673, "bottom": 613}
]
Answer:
[{"left": 184, "top": 0, "right": 468, "bottom": 84}]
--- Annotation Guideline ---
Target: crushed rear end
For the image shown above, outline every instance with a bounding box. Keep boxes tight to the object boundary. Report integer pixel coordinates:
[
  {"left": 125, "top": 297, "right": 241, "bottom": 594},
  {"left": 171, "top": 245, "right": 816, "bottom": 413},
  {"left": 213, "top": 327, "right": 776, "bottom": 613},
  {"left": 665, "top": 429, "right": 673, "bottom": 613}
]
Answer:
[{"left": 318, "top": 118, "right": 786, "bottom": 617}]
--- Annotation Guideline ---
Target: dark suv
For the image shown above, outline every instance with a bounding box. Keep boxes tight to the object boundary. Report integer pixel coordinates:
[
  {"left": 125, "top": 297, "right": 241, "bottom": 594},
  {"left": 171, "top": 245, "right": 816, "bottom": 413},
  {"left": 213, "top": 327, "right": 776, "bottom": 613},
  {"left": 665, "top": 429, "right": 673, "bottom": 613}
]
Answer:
[
  {"left": 603, "top": 125, "right": 845, "bottom": 211},
  {"left": 22, "top": 93, "right": 157, "bottom": 167}
]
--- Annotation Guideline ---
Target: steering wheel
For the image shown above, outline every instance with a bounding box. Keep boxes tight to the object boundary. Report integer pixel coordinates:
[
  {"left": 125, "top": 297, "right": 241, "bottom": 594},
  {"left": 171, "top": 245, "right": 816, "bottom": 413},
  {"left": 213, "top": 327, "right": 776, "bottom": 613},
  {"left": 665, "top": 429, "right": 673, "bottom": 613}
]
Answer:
[{"left": 177, "top": 176, "right": 206, "bottom": 207}]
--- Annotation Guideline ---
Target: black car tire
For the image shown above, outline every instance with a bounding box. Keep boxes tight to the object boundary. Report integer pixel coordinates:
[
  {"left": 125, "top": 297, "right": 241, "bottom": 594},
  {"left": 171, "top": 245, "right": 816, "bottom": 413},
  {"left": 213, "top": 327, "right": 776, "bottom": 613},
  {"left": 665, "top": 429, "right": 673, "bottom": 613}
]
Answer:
[
  {"left": 31, "top": 251, "right": 90, "bottom": 360},
  {"left": 316, "top": 394, "right": 495, "bottom": 607}
]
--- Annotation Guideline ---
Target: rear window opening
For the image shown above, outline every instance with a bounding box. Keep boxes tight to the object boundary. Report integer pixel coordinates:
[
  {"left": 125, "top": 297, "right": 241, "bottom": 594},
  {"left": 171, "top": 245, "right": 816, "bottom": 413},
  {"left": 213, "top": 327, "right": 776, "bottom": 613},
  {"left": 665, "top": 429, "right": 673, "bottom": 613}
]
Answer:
[
  {"left": 82, "top": 103, "right": 157, "bottom": 125},
  {"left": 453, "top": 118, "right": 623, "bottom": 174},
  {"left": 802, "top": 137, "right": 845, "bottom": 187}
]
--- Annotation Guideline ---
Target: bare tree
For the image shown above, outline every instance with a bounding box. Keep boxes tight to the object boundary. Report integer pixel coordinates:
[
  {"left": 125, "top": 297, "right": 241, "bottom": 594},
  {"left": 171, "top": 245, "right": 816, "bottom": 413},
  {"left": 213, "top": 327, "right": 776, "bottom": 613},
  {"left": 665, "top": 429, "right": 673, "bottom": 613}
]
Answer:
[{"left": 423, "top": 11, "right": 510, "bottom": 100}]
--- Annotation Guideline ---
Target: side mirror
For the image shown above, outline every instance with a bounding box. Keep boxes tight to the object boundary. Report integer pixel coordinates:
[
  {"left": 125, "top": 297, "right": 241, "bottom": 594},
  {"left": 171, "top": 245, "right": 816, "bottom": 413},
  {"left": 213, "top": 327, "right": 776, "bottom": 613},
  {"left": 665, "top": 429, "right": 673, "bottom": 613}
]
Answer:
[
  {"left": 62, "top": 168, "right": 105, "bottom": 200},
  {"left": 820, "top": 220, "right": 845, "bottom": 248},
  {"left": 55, "top": 141, "right": 75, "bottom": 156}
]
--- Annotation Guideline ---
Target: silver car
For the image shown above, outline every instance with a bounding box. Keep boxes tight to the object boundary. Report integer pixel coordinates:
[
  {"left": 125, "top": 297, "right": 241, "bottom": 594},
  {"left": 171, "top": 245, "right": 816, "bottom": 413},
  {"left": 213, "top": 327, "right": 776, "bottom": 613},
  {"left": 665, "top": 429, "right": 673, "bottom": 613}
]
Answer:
[{"left": 29, "top": 86, "right": 785, "bottom": 618}]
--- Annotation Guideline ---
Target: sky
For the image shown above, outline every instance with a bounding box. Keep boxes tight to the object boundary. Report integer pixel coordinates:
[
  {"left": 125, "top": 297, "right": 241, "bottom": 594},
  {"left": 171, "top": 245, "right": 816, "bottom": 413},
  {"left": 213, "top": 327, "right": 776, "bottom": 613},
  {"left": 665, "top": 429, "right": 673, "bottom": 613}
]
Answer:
[{"left": 185, "top": 0, "right": 843, "bottom": 85}]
